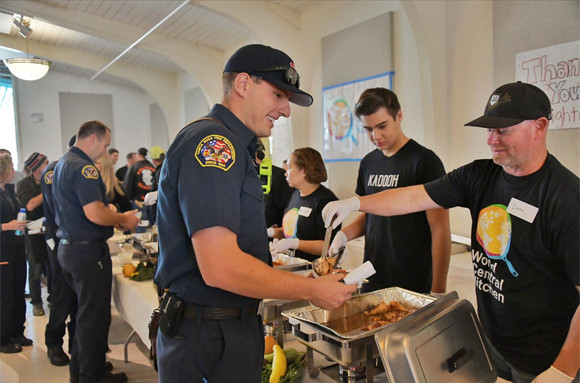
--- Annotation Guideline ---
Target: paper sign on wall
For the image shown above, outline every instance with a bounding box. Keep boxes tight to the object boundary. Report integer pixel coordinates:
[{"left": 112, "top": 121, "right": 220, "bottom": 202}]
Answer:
[{"left": 516, "top": 40, "right": 580, "bottom": 130}]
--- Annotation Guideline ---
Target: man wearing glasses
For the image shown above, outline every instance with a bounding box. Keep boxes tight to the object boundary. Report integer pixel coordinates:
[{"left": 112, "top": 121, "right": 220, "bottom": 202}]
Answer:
[{"left": 154, "top": 44, "right": 357, "bottom": 382}]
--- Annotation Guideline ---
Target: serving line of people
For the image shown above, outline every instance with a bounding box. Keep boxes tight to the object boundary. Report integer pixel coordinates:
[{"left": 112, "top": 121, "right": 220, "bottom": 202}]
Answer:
[
  {"left": 2, "top": 42, "right": 576, "bottom": 383},
  {"left": 322, "top": 82, "right": 579, "bottom": 383},
  {"left": 52, "top": 121, "right": 141, "bottom": 383}
]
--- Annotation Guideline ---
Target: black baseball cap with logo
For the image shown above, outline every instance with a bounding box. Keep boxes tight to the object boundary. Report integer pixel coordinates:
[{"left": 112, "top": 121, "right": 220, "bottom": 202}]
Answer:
[
  {"left": 465, "top": 81, "right": 552, "bottom": 129},
  {"left": 223, "top": 44, "right": 313, "bottom": 107}
]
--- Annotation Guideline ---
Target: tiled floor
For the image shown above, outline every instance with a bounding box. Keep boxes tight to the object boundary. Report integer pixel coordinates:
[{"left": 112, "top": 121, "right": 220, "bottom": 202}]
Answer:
[
  {"left": 1, "top": 251, "right": 484, "bottom": 383},
  {"left": 0, "top": 299, "right": 158, "bottom": 383}
]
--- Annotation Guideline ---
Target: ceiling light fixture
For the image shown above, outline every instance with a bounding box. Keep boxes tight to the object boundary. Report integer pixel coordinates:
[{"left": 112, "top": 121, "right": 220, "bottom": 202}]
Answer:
[
  {"left": 3, "top": 16, "right": 50, "bottom": 81},
  {"left": 12, "top": 15, "right": 32, "bottom": 38}
]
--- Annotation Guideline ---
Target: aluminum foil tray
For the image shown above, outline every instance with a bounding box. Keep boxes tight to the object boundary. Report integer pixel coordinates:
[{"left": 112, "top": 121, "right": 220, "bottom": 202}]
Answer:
[
  {"left": 283, "top": 287, "right": 434, "bottom": 339},
  {"left": 272, "top": 253, "right": 311, "bottom": 272}
]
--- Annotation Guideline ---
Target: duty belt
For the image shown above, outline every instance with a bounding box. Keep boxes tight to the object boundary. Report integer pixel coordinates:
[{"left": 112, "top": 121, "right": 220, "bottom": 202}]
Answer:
[
  {"left": 182, "top": 302, "right": 260, "bottom": 321},
  {"left": 60, "top": 239, "right": 105, "bottom": 245}
]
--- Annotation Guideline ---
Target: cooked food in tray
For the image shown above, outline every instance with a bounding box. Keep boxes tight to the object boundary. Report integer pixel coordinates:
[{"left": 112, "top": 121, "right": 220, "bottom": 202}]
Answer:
[
  {"left": 362, "top": 300, "right": 415, "bottom": 330},
  {"left": 271, "top": 253, "right": 311, "bottom": 271},
  {"left": 282, "top": 287, "right": 434, "bottom": 339},
  {"left": 312, "top": 256, "right": 337, "bottom": 276}
]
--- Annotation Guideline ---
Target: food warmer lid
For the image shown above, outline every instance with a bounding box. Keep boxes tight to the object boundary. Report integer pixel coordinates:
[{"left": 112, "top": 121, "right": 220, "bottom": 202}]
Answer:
[{"left": 374, "top": 292, "right": 497, "bottom": 383}]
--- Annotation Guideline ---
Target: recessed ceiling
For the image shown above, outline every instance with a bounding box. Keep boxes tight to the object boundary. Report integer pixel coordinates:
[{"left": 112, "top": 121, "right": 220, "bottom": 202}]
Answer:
[{"left": 0, "top": 1, "right": 323, "bottom": 88}]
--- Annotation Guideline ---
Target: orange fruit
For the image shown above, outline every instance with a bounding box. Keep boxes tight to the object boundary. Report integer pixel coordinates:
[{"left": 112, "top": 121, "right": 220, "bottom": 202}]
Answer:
[
  {"left": 264, "top": 335, "right": 276, "bottom": 355},
  {"left": 122, "top": 263, "right": 137, "bottom": 277}
]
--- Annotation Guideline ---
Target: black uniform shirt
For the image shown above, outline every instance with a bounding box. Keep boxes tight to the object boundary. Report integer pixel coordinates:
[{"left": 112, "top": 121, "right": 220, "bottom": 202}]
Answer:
[
  {"left": 53, "top": 147, "right": 112, "bottom": 241},
  {"left": 0, "top": 184, "right": 24, "bottom": 251},
  {"left": 123, "top": 160, "right": 156, "bottom": 202},
  {"left": 41, "top": 160, "right": 57, "bottom": 229},
  {"left": 155, "top": 104, "right": 270, "bottom": 307}
]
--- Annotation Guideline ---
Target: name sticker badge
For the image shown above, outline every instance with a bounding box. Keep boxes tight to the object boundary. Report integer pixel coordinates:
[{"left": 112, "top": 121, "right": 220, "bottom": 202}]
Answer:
[
  {"left": 298, "top": 206, "right": 312, "bottom": 217},
  {"left": 506, "top": 197, "right": 538, "bottom": 223}
]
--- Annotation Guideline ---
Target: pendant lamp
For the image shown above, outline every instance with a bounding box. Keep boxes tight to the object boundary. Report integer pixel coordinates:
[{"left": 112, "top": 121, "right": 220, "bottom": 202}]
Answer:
[{"left": 3, "top": 17, "right": 50, "bottom": 81}]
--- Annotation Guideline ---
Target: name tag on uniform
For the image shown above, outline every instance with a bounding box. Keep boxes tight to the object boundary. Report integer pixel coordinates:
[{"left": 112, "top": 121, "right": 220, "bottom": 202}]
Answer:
[
  {"left": 507, "top": 197, "right": 538, "bottom": 223},
  {"left": 298, "top": 206, "right": 312, "bottom": 217}
]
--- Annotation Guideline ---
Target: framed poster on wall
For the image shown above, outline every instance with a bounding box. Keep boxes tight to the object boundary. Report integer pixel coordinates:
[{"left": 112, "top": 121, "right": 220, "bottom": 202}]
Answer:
[{"left": 323, "top": 72, "right": 394, "bottom": 162}]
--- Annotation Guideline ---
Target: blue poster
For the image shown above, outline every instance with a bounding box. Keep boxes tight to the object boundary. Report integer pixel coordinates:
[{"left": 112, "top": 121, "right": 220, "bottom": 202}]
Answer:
[{"left": 323, "top": 72, "right": 393, "bottom": 161}]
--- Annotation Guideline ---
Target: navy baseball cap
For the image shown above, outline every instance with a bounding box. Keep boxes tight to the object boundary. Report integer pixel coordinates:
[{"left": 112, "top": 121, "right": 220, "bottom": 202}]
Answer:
[
  {"left": 223, "top": 44, "right": 313, "bottom": 107},
  {"left": 465, "top": 81, "right": 552, "bottom": 129}
]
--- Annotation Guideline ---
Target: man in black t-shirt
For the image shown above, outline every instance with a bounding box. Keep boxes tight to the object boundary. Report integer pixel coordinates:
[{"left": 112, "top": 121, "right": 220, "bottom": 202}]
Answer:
[
  {"left": 323, "top": 82, "right": 579, "bottom": 382},
  {"left": 115, "top": 152, "right": 136, "bottom": 184},
  {"left": 123, "top": 147, "right": 156, "bottom": 204},
  {"left": 328, "top": 88, "right": 451, "bottom": 294}
]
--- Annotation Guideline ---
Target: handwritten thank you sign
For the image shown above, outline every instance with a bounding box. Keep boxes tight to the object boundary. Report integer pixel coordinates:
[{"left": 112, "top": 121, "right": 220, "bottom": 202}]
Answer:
[{"left": 516, "top": 40, "right": 580, "bottom": 130}]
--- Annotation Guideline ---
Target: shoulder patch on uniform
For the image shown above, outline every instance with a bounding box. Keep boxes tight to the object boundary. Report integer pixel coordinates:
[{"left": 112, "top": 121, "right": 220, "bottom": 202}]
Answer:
[
  {"left": 195, "top": 134, "right": 235, "bottom": 171},
  {"left": 81, "top": 165, "right": 99, "bottom": 180},
  {"left": 43, "top": 170, "right": 54, "bottom": 185}
]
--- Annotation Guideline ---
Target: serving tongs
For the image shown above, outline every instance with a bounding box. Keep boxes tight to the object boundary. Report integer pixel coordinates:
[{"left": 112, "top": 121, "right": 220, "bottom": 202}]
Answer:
[
  {"left": 313, "top": 217, "right": 346, "bottom": 276},
  {"left": 319, "top": 218, "right": 335, "bottom": 263}
]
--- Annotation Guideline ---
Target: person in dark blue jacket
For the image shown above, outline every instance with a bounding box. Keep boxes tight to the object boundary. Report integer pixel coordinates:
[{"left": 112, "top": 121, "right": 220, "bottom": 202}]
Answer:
[
  {"left": 0, "top": 153, "right": 30, "bottom": 353},
  {"left": 41, "top": 135, "right": 78, "bottom": 367},
  {"left": 154, "top": 44, "right": 357, "bottom": 383},
  {"left": 53, "top": 121, "right": 140, "bottom": 383}
]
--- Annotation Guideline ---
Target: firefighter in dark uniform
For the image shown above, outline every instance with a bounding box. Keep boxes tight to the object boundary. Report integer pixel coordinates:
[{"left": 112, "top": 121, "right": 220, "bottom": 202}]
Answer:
[
  {"left": 53, "top": 121, "right": 139, "bottom": 383},
  {"left": 154, "top": 44, "right": 357, "bottom": 383},
  {"left": 41, "top": 135, "right": 78, "bottom": 366}
]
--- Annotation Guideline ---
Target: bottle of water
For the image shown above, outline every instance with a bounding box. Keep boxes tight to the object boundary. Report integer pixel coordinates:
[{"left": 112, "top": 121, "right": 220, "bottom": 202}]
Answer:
[{"left": 15, "top": 208, "right": 26, "bottom": 236}]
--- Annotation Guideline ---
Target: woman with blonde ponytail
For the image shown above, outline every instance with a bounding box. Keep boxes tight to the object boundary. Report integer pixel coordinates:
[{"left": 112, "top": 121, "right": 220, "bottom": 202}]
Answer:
[{"left": 96, "top": 153, "right": 132, "bottom": 212}]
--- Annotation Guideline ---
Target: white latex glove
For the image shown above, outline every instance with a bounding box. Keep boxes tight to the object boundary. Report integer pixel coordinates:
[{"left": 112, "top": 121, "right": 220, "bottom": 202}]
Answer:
[
  {"left": 266, "top": 227, "right": 275, "bottom": 238},
  {"left": 532, "top": 366, "right": 575, "bottom": 383},
  {"left": 430, "top": 291, "right": 446, "bottom": 299},
  {"left": 322, "top": 197, "right": 360, "bottom": 229},
  {"left": 329, "top": 231, "right": 348, "bottom": 257},
  {"left": 270, "top": 238, "right": 299, "bottom": 255},
  {"left": 143, "top": 191, "right": 158, "bottom": 206}
]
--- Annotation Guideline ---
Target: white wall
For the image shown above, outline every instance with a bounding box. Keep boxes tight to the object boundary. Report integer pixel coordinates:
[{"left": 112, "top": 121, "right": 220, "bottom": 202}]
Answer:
[
  {"left": 298, "top": 1, "right": 408, "bottom": 200},
  {"left": 15, "top": 70, "right": 152, "bottom": 167},
  {"left": 444, "top": 1, "right": 494, "bottom": 236},
  {"left": 11, "top": 0, "right": 578, "bottom": 238}
]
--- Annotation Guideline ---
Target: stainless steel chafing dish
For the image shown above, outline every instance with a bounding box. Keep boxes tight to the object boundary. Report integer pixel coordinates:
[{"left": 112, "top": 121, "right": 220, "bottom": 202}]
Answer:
[
  {"left": 284, "top": 288, "right": 496, "bottom": 383},
  {"left": 262, "top": 297, "right": 309, "bottom": 347},
  {"left": 283, "top": 287, "right": 434, "bottom": 382},
  {"left": 262, "top": 256, "right": 312, "bottom": 346},
  {"left": 272, "top": 253, "right": 311, "bottom": 272},
  {"left": 375, "top": 293, "right": 496, "bottom": 383}
]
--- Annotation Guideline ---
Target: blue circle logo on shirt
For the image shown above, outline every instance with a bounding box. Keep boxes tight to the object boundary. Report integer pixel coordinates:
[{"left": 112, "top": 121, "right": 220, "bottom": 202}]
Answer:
[
  {"left": 82, "top": 165, "right": 99, "bottom": 180},
  {"left": 195, "top": 135, "right": 235, "bottom": 171}
]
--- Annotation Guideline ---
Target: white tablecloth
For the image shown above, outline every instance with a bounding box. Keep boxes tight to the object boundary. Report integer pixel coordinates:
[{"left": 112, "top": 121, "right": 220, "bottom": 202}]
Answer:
[{"left": 111, "top": 256, "right": 159, "bottom": 347}]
